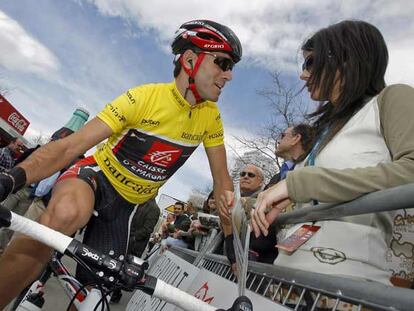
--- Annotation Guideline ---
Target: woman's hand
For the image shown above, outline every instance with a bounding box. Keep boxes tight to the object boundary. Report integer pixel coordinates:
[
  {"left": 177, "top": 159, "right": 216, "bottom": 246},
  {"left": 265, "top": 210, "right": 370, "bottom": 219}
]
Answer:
[{"left": 251, "top": 180, "right": 291, "bottom": 237}]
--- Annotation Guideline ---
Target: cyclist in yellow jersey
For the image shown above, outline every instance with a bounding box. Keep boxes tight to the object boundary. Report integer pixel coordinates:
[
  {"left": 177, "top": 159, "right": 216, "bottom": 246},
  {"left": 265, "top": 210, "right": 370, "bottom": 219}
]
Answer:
[{"left": 0, "top": 19, "right": 242, "bottom": 307}]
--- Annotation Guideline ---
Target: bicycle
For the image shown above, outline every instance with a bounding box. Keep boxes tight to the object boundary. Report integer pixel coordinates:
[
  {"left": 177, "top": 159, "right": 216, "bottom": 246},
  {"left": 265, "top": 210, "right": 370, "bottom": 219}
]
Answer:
[
  {"left": 0, "top": 205, "right": 253, "bottom": 311},
  {"left": 10, "top": 250, "right": 103, "bottom": 311}
]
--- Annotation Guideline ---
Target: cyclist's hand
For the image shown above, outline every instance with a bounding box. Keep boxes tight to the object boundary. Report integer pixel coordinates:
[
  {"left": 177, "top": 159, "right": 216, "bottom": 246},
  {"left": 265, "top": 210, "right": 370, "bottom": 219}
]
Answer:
[
  {"left": 217, "top": 190, "right": 234, "bottom": 221},
  {"left": 0, "top": 172, "right": 15, "bottom": 202}
]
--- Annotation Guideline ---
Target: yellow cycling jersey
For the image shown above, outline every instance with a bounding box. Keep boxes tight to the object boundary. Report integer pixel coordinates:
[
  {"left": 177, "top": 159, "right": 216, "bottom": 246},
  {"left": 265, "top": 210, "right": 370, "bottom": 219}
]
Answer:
[{"left": 93, "top": 81, "right": 224, "bottom": 204}]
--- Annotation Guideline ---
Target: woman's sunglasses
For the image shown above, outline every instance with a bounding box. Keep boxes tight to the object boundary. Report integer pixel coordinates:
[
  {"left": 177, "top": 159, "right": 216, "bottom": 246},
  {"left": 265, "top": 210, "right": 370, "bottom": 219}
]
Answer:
[
  {"left": 240, "top": 171, "right": 256, "bottom": 178},
  {"left": 302, "top": 55, "right": 314, "bottom": 72},
  {"left": 202, "top": 51, "right": 235, "bottom": 72}
]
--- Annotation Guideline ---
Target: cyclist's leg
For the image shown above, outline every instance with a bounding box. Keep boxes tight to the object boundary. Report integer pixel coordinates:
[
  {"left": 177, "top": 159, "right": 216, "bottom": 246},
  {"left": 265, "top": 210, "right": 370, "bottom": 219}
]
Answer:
[
  {"left": 0, "top": 177, "right": 95, "bottom": 309},
  {"left": 75, "top": 171, "right": 137, "bottom": 285}
]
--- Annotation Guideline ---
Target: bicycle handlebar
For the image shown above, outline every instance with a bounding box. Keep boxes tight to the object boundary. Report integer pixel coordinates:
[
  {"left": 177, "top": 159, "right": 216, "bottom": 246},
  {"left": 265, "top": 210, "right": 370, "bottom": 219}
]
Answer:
[{"left": 0, "top": 206, "right": 253, "bottom": 311}]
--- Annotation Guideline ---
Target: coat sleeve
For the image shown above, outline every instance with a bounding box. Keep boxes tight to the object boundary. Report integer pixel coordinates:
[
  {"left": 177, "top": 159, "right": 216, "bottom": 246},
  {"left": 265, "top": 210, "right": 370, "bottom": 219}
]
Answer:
[{"left": 131, "top": 200, "right": 161, "bottom": 240}]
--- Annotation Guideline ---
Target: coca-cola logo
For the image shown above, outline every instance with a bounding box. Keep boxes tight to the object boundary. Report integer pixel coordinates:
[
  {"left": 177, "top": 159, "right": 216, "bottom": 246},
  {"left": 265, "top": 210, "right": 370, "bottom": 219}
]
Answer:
[{"left": 8, "top": 112, "right": 28, "bottom": 132}]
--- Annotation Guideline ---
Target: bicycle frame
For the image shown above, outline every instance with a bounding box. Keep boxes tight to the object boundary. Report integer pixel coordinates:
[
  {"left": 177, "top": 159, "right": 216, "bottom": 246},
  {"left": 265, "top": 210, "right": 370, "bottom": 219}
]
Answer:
[
  {"left": 0, "top": 207, "right": 252, "bottom": 311},
  {"left": 13, "top": 251, "right": 114, "bottom": 311}
]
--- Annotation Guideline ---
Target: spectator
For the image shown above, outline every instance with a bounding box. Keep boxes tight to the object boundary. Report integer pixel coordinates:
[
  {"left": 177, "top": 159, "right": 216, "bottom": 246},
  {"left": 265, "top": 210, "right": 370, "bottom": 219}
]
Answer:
[
  {"left": 252, "top": 20, "right": 414, "bottom": 285},
  {"left": 0, "top": 144, "right": 38, "bottom": 254},
  {"left": 265, "top": 124, "right": 315, "bottom": 190},
  {"left": 15, "top": 145, "right": 40, "bottom": 166},
  {"left": 162, "top": 201, "right": 191, "bottom": 248},
  {"left": 0, "top": 138, "right": 24, "bottom": 172},
  {"left": 222, "top": 164, "right": 278, "bottom": 268},
  {"left": 111, "top": 199, "right": 160, "bottom": 303},
  {"left": 160, "top": 213, "right": 176, "bottom": 239},
  {"left": 185, "top": 201, "right": 198, "bottom": 220},
  {"left": 239, "top": 164, "right": 264, "bottom": 197},
  {"left": 202, "top": 191, "right": 217, "bottom": 215},
  {"left": 128, "top": 200, "right": 161, "bottom": 258}
]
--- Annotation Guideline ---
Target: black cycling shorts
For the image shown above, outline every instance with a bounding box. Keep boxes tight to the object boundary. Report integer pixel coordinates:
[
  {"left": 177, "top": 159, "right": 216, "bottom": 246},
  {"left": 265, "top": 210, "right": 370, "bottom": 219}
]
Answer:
[{"left": 58, "top": 156, "right": 139, "bottom": 284}]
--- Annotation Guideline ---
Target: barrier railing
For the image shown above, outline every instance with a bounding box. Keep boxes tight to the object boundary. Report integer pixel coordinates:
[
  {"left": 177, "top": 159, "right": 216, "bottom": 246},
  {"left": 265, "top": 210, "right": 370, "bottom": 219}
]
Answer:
[
  {"left": 172, "top": 184, "right": 414, "bottom": 310},
  {"left": 275, "top": 183, "right": 414, "bottom": 225},
  {"left": 171, "top": 247, "right": 414, "bottom": 311}
]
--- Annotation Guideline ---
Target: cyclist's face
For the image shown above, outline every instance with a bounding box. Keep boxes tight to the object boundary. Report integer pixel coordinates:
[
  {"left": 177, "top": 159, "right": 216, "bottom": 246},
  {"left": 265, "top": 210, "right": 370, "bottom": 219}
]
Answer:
[{"left": 194, "top": 52, "right": 233, "bottom": 102}]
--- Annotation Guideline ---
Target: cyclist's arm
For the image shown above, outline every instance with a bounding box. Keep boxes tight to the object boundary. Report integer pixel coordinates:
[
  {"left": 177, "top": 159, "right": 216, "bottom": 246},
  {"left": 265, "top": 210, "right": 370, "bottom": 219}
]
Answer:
[
  {"left": 19, "top": 117, "right": 113, "bottom": 184},
  {"left": 205, "top": 144, "right": 234, "bottom": 236}
]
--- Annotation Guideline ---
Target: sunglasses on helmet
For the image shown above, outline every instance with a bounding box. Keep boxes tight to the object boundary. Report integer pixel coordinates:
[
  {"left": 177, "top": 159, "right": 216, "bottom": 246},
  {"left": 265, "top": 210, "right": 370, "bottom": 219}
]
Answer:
[
  {"left": 302, "top": 55, "right": 314, "bottom": 72},
  {"left": 240, "top": 171, "right": 256, "bottom": 178},
  {"left": 202, "top": 51, "right": 235, "bottom": 72}
]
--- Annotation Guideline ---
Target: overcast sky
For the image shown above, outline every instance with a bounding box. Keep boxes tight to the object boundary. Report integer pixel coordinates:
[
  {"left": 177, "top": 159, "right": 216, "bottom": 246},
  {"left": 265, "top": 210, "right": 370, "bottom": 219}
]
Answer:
[{"left": 0, "top": 0, "right": 413, "bottom": 202}]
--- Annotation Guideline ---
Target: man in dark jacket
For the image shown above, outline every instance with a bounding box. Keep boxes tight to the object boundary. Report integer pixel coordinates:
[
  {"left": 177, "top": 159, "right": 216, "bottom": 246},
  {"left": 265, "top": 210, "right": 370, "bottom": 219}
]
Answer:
[
  {"left": 264, "top": 123, "right": 315, "bottom": 189},
  {"left": 111, "top": 199, "right": 160, "bottom": 303},
  {"left": 127, "top": 199, "right": 160, "bottom": 257}
]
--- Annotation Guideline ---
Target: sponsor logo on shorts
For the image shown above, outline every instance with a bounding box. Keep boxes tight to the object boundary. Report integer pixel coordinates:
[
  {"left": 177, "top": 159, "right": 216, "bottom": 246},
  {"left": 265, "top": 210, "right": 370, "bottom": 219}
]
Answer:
[{"left": 311, "top": 247, "right": 346, "bottom": 265}]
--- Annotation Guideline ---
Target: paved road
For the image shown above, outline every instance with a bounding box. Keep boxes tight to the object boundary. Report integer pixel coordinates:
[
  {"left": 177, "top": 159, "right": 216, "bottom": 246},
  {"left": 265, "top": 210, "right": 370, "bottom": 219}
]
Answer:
[{"left": 6, "top": 255, "right": 134, "bottom": 311}]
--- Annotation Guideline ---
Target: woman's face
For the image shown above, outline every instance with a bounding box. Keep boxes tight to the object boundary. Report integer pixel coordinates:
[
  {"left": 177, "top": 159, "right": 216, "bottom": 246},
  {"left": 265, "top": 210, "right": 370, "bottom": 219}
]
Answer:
[{"left": 300, "top": 50, "right": 342, "bottom": 104}]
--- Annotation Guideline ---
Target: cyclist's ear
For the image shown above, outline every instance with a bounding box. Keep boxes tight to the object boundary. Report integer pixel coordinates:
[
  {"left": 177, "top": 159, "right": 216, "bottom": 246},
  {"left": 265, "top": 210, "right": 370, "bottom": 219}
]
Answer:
[{"left": 188, "top": 59, "right": 193, "bottom": 69}]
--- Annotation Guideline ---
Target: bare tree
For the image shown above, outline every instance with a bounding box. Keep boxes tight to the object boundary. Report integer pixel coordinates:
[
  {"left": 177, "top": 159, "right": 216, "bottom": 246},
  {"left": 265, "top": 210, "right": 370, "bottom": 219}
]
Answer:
[
  {"left": 230, "top": 71, "right": 310, "bottom": 177},
  {"left": 0, "top": 73, "right": 11, "bottom": 96},
  {"left": 27, "top": 132, "right": 50, "bottom": 147},
  {"left": 188, "top": 183, "right": 213, "bottom": 207}
]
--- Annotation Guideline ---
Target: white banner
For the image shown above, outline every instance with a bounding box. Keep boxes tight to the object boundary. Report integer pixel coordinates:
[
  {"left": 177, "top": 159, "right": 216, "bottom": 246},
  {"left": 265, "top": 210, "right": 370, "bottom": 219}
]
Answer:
[
  {"left": 128, "top": 251, "right": 288, "bottom": 311},
  {"left": 183, "top": 268, "right": 290, "bottom": 311},
  {"left": 127, "top": 251, "right": 200, "bottom": 311}
]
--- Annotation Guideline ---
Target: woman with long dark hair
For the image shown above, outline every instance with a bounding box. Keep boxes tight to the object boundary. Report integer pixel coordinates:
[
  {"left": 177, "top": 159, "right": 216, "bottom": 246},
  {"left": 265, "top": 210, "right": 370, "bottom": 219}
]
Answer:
[{"left": 252, "top": 20, "right": 414, "bottom": 284}]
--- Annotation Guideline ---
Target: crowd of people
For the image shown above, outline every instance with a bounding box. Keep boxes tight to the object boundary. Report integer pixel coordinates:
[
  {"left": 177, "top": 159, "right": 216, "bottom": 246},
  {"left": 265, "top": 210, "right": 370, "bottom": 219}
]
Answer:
[{"left": 0, "top": 16, "right": 413, "bottom": 309}]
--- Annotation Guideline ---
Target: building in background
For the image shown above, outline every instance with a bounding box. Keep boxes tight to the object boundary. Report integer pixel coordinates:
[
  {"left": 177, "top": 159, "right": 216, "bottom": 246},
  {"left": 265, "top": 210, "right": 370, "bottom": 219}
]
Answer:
[{"left": 0, "top": 94, "right": 30, "bottom": 148}]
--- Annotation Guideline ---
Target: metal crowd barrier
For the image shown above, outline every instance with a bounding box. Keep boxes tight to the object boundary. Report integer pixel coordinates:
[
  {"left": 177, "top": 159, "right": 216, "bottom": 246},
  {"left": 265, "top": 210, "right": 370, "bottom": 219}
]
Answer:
[{"left": 169, "top": 183, "right": 414, "bottom": 311}]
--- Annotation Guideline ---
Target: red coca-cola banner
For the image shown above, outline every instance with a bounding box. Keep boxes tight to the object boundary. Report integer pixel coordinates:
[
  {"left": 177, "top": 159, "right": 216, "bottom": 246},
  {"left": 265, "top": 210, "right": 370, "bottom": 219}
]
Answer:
[{"left": 0, "top": 95, "right": 30, "bottom": 135}]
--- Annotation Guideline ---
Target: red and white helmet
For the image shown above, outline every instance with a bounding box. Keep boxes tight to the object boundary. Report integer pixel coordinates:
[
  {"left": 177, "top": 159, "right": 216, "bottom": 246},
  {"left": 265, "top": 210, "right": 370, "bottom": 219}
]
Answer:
[{"left": 171, "top": 20, "right": 242, "bottom": 63}]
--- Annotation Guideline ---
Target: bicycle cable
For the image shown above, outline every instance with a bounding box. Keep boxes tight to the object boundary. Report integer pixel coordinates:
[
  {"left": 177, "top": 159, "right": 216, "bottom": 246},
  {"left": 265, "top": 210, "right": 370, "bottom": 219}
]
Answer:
[{"left": 67, "top": 254, "right": 111, "bottom": 311}]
